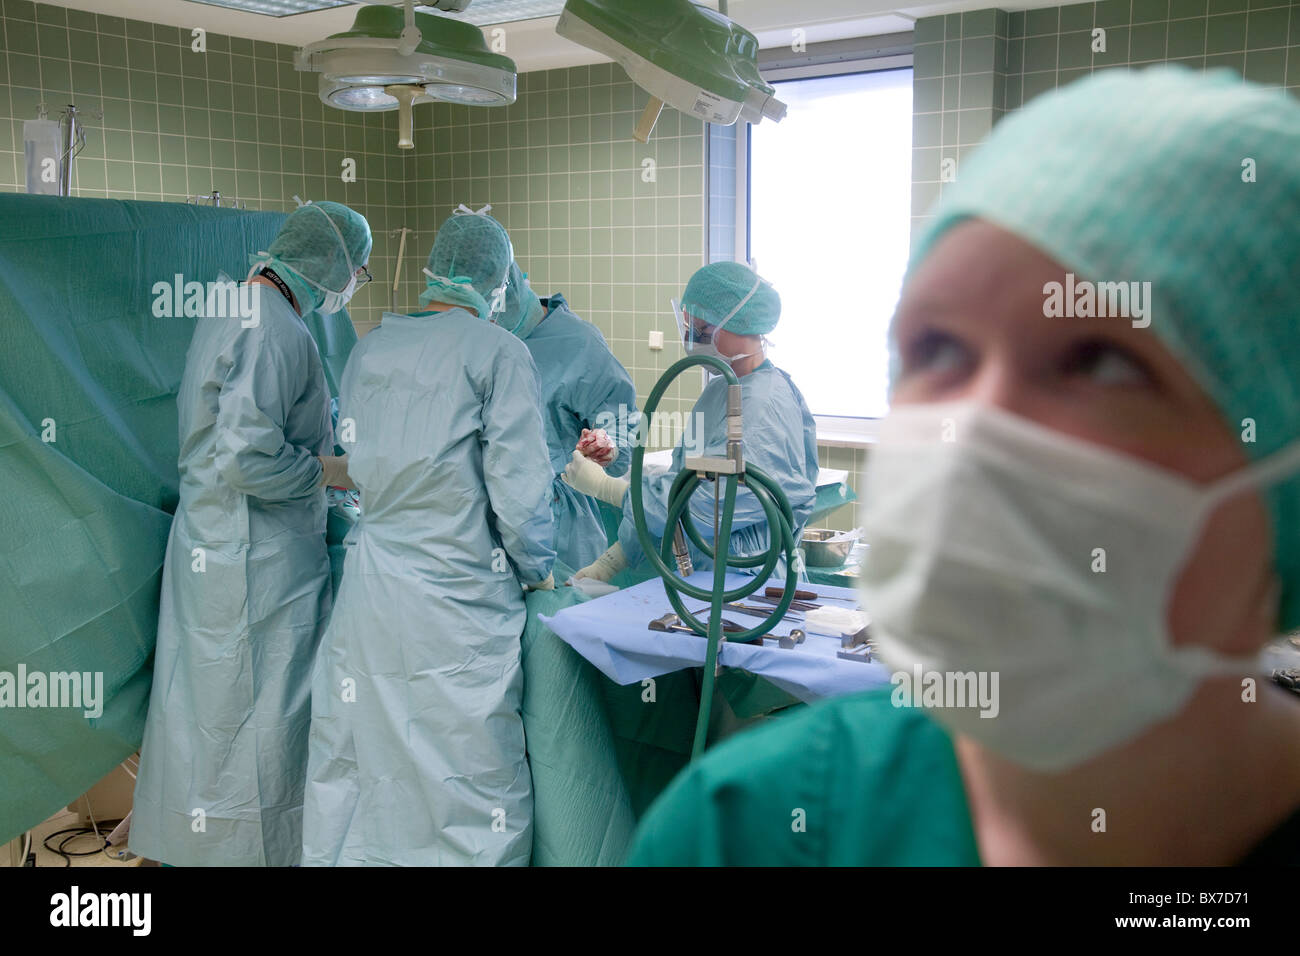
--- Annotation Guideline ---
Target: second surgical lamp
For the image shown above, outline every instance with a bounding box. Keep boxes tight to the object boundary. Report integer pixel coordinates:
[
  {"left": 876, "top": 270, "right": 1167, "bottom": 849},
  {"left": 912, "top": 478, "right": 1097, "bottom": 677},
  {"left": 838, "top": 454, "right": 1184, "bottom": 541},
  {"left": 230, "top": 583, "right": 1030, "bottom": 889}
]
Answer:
[{"left": 557, "top": 0, "right": 787, "bottom": 142}]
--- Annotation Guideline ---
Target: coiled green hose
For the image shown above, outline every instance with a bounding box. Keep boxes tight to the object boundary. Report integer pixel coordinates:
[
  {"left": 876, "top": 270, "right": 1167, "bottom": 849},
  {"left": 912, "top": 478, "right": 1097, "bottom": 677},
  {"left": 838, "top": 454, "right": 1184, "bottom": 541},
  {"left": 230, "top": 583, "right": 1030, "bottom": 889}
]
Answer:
[{"left": 630, "top": 355, "right": 798, "bottom": 759}]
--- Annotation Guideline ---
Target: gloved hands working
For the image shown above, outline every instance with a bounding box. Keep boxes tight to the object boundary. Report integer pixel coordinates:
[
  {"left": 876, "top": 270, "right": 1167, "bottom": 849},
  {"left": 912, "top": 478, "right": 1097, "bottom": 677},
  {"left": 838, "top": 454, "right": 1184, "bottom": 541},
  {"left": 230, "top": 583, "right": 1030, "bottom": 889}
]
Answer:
[
  {"left": 562, "top": 450, "right": 628, "bottom": 507},
  {"left": 576, "top": 427, "right": 617, "bottom": 467},
  {"left": 574, "top": 542, "right": 627, "bottom": 583},
  {"left": 319, "top": 454, "right": 354, "bottom": 489}
]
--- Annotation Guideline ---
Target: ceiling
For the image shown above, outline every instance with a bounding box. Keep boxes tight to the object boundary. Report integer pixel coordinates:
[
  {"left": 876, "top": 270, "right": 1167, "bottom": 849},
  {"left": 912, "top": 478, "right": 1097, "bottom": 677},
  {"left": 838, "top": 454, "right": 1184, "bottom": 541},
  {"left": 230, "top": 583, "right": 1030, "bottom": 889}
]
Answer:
[{"left": 39, "top": 0, "right": 1067, "bottom": 71}]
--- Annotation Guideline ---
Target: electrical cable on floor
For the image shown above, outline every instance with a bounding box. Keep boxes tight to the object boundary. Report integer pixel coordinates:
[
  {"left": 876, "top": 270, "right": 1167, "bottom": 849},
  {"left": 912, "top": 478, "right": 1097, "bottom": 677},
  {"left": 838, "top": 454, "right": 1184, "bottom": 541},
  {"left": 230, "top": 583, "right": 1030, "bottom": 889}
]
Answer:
[
  {"left": 42, "top": 825, "right": 121, "bottom": 867},
  {"left": 29, "top": 761, "right": 141, "bottom": 866},
  {"left": 34, "top": 793, "right": 125, "bottom": 866}
]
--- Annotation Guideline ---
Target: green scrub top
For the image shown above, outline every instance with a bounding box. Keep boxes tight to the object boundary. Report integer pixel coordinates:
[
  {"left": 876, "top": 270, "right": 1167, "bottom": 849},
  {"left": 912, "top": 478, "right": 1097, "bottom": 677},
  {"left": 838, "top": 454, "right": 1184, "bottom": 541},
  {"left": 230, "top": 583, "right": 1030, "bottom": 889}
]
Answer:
[{"left": 624, "top": 690, "right": 983, "bottom": 866}]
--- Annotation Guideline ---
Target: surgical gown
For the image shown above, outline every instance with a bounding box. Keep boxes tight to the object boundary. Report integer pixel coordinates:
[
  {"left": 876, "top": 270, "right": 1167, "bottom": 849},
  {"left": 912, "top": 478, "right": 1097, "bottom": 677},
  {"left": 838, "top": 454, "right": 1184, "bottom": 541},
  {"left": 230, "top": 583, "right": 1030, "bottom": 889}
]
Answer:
[
  {"left": 618, "top": 360, "right": 819, "bottom": 569},
  {"left": 301, "top": 309, "right": 556, "bottom": 866},
  {"left": 131, "top": 282, "right": 333, "bottom": 867},
  {"left": 625, "top": 688, "right": 1300, "bottom": 865},
  {"left": 625, "top": 690, "right": 982, "bottom": 865},
  {"left": 528, "top": 295, "right": 637, "bottom": 570}
]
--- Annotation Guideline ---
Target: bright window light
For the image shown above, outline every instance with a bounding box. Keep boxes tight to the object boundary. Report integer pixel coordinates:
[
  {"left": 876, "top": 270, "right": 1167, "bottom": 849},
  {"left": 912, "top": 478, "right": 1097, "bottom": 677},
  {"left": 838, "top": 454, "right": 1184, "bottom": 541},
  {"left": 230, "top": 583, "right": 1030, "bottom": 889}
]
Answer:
[
  {"left": 185, "top": 0, "right": 350, "bottom": 16},
  {"left": 749, "top": 68, "right": 913, "bottom": 421}
]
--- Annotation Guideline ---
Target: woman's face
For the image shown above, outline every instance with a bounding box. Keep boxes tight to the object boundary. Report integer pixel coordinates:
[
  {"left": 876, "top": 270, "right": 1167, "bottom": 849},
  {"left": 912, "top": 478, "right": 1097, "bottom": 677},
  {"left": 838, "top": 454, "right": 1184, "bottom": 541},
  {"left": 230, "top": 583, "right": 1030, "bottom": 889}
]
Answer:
[{"left": 890, "top": 219, "right": 1276, "bottom": 653}]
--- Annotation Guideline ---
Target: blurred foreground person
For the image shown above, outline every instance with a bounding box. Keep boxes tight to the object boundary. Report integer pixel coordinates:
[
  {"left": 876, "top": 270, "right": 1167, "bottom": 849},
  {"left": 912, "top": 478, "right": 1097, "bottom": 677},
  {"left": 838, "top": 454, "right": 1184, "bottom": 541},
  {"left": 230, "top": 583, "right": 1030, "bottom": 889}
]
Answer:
[{"left": 629, "top": 68, "right": 1300, "bottom": 866}]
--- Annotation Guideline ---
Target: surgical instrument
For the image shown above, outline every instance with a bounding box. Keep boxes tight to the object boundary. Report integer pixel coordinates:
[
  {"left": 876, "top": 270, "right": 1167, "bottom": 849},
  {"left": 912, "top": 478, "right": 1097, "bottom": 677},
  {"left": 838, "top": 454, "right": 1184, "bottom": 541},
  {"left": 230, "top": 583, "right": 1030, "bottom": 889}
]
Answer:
[
  {"left": 760, "top": 628, "right": 806, "bottom": 650},
  {"left": 836, "top": 623, "right": 873, "bottom": 662},
  {"left": 689, "top": 602, "right": 804, "bottom": 622},
  {"left": 649, "top": 613, "right": 743, "bottom": 635},
  {"left": 752, "top": 594, "right": 821, "bottom": 612},
  {"left": 765, "top": 586, "right": 817, "bottom": 601},
  {"left": 837, "top": 644, "right": 873, "bottom": 664},
  {"left": 841, "top": 624, "right": 871, "bottom": 649}
]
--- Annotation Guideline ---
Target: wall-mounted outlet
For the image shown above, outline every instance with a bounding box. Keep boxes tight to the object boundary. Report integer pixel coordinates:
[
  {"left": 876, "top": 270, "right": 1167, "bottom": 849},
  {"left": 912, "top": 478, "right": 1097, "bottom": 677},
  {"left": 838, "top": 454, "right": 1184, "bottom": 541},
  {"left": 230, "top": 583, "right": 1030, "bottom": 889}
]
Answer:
[{"left": 648, "top": 330, "right": 664, "bottom": 350}]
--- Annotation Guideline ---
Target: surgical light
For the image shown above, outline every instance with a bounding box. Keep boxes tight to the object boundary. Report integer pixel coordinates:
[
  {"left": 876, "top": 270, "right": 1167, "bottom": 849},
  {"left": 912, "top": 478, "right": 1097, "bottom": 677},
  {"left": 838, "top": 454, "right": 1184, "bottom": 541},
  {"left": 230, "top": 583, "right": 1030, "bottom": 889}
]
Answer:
[
  {"left": 556, "top": 0, "right": 787, "bottom": 143},
  {"left": 329, "top": 86, "right": 399, "bottom": 110},
  {"left": 296, "top": 0, "right": 517, "bottom": 150},
  {"left": 335, "top": 72, "right": 424, "bottom": 85}
]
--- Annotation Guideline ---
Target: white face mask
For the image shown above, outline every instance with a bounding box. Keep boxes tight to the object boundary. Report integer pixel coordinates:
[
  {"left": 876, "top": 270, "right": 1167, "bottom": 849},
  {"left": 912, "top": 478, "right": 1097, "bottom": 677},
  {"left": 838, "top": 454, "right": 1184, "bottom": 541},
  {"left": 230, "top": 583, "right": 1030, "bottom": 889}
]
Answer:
[
  {"left": 860, "top": 401, "right": 1300, "bottom": 772},
  {"left": 317, "top": 271, "right": 358, "bottom": 316}
]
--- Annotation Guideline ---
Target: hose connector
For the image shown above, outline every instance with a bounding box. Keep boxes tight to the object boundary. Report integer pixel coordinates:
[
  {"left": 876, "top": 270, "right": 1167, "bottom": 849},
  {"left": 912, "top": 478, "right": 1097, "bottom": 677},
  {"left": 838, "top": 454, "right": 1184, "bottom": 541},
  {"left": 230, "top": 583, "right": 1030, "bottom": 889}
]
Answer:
[
  {"left": 726, "top": 383, "right": 744, "bottom": 471},
  {"left": 672, "top": 521, "right": 693, "bottom": 576}
]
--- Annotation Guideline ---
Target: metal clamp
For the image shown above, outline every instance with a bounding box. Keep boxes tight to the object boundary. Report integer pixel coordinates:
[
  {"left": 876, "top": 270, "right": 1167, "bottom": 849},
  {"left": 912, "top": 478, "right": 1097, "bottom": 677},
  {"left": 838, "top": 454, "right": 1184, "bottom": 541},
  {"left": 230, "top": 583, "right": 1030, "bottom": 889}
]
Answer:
[{"left": 188, "top": 190, "right": 249, "bottom": 209}]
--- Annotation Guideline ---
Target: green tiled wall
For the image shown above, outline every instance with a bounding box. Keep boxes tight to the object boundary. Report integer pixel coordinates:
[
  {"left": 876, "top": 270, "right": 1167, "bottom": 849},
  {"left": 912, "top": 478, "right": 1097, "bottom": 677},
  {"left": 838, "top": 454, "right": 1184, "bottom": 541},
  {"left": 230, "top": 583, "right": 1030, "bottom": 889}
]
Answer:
[
  {"left": 0, "top": 0, "right": 415, "bottom": 331},
  {"left": 414, "top": 64, "right": 709, "bottom": 428},
  {"left": 912, "top": 0, "right": 1300, "bottom": 237},
  {"left": 1008, "top": 0, "right": 1299, "bottom": 106},
  {"left": 0, "top": 0, "right": 710, "bottom": 431},
  {"left": 810, "top": 444, "right": 866, "bottom": 532},
  {"left": 911, "top": 8, "right": 1009, "bottom": 240}
]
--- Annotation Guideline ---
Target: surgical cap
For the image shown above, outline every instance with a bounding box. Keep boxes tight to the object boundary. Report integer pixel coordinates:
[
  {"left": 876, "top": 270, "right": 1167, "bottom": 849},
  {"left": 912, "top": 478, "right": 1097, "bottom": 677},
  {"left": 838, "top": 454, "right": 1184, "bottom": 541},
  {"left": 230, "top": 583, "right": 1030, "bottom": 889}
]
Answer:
[
  {"left": 681, "top": 261, "right": 781, "bottom": 336},
  {"left": 905, "top": 66, "right": 1300, "bottom": 629},
  {"left": 499, "top": 261, "right": 547, "bottom": 339},
  {"left": 422, "top": 208, "right": 513, "bottom": 316},
  {"left": 263, "top": 201, "right": 372, "bottom": 313}
]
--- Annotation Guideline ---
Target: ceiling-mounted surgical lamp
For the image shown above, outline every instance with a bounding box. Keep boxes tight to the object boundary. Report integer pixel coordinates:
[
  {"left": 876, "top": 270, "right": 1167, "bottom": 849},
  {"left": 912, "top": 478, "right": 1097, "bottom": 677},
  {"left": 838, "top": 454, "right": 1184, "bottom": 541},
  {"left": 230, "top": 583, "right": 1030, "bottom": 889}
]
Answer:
[
  {"left": 556, "top": 0, "right": 787, "bottom": 143},
  {"left": 295, "top": 0, "right": 517, "bottom": 150}
]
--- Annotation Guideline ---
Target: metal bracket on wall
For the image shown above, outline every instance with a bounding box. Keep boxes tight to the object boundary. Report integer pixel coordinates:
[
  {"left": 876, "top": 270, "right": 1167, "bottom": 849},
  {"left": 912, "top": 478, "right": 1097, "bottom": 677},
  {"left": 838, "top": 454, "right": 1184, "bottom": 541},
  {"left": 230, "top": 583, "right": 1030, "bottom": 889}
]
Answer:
[{"left": 188, "top": 191, "right": 251, "bottom": 210}]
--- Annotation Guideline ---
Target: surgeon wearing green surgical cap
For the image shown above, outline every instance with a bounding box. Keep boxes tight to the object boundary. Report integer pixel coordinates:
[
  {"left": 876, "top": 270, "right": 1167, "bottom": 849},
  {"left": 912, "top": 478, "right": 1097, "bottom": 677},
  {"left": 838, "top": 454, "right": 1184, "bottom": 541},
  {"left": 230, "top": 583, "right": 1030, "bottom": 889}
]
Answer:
[
  {"left": 627, "top": 67, "right": 1300, "bottom": 867},
  {"left": 301, "top": 205, "right": 556, "bottom": 865},
  {"left": 564, "top": 261, "right": 820, "bottom": 583},
  {"left": 495, "top": 260, "right": 640, "bottom": 572},
  {"left": 417, "top": 203, "right": 515, "bottom": 317},
  {"left": 131, "top": 200, "right": 373, "bottom": 866}
]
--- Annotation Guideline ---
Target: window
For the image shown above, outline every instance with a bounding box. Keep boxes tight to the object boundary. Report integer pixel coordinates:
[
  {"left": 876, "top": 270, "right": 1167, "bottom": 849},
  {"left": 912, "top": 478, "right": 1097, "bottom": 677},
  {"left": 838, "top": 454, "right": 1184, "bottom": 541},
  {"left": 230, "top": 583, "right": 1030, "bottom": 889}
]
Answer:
[{"left": 748, "top": 66, "right": 913, "bottom": 433}]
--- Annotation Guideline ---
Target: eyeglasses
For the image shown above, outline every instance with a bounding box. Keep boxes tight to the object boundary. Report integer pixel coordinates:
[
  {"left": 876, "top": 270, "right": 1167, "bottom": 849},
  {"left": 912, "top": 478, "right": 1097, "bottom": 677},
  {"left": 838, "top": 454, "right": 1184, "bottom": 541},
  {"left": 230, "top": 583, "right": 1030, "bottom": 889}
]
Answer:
[
  {"left": 355, "top": 265, "right": 373, "bottom": 288},
  {"left": 688, "top": 321, "right": 714, "bottom": 346}
]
